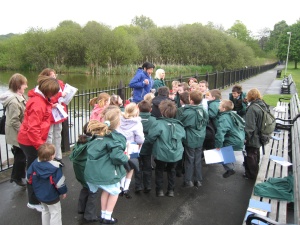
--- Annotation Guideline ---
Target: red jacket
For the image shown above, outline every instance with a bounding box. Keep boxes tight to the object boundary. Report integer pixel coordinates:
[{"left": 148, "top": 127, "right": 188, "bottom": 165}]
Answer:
[
  {"left": 17, "top": 88, "right": 53, "bottom": 150},
  {"left": 50, "top": 79, "right": 68, "bottom": 124}
]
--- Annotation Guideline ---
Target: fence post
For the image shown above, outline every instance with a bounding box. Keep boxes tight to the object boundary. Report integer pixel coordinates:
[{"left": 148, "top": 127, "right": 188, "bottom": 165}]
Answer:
[
  {"left": 118, "top": 80, "right": 125, "bottom": 102},
  {"left": 214, "top": 71, "right": 218, "bottom": 89},
  {"left": 222, "top": 69, "right": 226, "bottom": 89},
  {"left": 61, "top": 117, "right": 70, "bottom": 152},
  {"left": 179, "top": 75, "right": 183, "bottom": 83},
  {"left": 206, "top": 72, "right": 209, "bottom": 86}
]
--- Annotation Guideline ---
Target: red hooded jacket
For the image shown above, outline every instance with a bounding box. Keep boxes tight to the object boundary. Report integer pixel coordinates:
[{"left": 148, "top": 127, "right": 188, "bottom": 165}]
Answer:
[{"left": 17, "top": 88, "right": 53, "bottom": 150}]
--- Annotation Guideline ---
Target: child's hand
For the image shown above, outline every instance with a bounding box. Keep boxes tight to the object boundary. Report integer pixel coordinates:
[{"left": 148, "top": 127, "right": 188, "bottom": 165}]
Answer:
[
  {"left": 52, "top": 103, "right": 58, "bottom": 108},
  {"left": 216, "top": 148, "right": 221, "bottom": 151},
  {"left": 61, "top": 91, "right": 67, "bottom": 97},
  {"left": 61, "top": 194, "right": 67, "bottom": 199}
]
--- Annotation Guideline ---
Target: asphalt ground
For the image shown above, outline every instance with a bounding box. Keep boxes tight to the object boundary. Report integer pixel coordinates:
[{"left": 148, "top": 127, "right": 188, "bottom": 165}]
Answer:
[{"left": 0, "top": 65, "right": 284, "bottom": 225}]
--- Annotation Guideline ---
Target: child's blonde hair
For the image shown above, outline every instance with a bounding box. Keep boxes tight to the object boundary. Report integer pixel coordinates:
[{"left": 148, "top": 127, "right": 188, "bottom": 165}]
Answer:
[
  {"left": 124, "top": 102, "right": 139, "bottom": 119},
  {"left": 221, "top": 99, "right": 234, "bottom": 111},
  {"left": 88, "top": 107, "right": 121, "bottom": 136},
  {"left": 38, "top": 143, "right": 56, "bottom": 162},
  {"left": 172, "top": 80, "right": 180, "bottom": 86},
  {"left": 144, "top": 92, "right": 155, "bottom": 103},
  {"left": 89, "top": 92, "right": 110, "bottom": 107}
]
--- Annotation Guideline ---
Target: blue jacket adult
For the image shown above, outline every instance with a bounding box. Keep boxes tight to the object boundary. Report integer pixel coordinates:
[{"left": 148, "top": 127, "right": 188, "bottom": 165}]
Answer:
[
  {"left": 27, "top": 159, "right": 67, "bottom": 204},
  {"left": 129, "top": 68, "right": 153, "bottom": 103}
]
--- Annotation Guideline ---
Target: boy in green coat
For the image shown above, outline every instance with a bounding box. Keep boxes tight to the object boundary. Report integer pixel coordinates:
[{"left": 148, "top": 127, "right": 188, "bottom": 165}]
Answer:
[
  {"left": 176, "top": 91, "right": 208, "bottom": 187},
  {"left": 215, "top": 100, "right": 245, "bottom": 178},
  {"left": 134, "top": 100, "right": 157, "bottom": 193},
  {"left": 147, "top": 100, "right": 185, "bottom": 197}
]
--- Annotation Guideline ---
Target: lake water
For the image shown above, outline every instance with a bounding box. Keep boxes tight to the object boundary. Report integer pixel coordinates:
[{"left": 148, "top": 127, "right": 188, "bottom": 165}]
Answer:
[{"left": 0, "top": 71, "right": 134, "bottom": 96}]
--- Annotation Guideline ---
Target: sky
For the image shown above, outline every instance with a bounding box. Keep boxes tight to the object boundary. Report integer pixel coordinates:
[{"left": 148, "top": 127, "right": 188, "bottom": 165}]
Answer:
[{"left": 1, "top": 0, "right": 299, "bottom": 36}]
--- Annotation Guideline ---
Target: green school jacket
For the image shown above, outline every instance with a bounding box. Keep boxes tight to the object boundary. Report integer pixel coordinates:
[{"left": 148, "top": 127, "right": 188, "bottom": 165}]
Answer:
[{"left": 139, "top": 112, "right": 157, "bottom": 155}]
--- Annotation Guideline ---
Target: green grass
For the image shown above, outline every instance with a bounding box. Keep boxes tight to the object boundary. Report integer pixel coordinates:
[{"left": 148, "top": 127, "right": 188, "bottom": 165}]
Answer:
[{"left": 263, "top": 62, "right": 299, "bottom": 106}]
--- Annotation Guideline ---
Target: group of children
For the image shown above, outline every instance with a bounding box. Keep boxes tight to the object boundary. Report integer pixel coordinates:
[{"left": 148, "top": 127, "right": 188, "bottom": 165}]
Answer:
[{"left": 27, "top": 76, "right": 249, "bottom": 224}]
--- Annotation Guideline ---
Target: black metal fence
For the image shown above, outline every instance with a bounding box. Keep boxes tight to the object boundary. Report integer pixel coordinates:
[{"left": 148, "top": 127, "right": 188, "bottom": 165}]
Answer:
[{"left": 0, "top": 62, "right": 277, "bottom": 171}]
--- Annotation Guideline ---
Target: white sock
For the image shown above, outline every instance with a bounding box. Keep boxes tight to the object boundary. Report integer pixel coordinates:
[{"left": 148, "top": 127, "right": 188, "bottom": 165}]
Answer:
[
  {"left": 101, "top": 210, "right": 106, "bottom": 218},
  {"left": 120, "top": 177, "right": 126, "bottom": 189},
  {"left": 124, "top": 178, "right": 131, "bottom": 191},
  {"left": 104, "top": 211, "right": 112, "bottom": 220}
]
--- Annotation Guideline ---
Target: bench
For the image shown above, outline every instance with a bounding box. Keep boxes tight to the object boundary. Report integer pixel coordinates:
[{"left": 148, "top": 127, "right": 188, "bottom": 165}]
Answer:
[
  {"left": 244, "top": 93, "right": 300, "bottom": 225},
  {"left": 281, "top": 74, "right": 294, "bottom": 94}
]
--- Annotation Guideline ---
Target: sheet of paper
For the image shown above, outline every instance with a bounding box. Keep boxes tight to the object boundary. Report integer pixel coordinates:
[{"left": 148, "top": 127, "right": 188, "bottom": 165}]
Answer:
[
  {"left": 271, "top": 136, "right": 282, "bottom": 141},
  {"left": 52, "top": 104, "right": 68, "bottom": 122},
  {"left": 269, "top": 155, "right": 292, "bottom": 166},
  {"left": 220, "top": 146, "right": 236, "bottom": 164},
  {"left": 59, "top": 83, "right": 78, "bottom": 105},
  {"left": 204, "top": 149, "right": 224, "bottom": 164}
]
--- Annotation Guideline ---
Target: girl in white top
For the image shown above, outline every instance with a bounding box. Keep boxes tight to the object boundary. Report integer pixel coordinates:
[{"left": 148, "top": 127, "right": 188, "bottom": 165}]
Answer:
[{"left": 116, "top": 103, "right": 145, "bottom": 198}]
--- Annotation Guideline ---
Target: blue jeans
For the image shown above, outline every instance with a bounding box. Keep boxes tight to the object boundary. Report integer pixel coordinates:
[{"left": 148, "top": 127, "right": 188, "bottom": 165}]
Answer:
[{"left": 184, "top": 146, "right": 203, "bottom": 182}]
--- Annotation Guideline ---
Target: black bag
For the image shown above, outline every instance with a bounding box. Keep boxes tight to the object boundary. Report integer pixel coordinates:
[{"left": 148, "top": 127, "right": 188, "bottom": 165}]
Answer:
[{"left": 0, "top": 107, "right": 6, "bottom": 135}]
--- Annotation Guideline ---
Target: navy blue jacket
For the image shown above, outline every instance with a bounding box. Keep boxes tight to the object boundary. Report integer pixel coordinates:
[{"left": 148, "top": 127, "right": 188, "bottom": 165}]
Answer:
[
  {"left": 129, "top": 68, "right": 153, "bottom": 103},
  {"left": 27, "top": 159, "right": 67, "bottom": 204}
]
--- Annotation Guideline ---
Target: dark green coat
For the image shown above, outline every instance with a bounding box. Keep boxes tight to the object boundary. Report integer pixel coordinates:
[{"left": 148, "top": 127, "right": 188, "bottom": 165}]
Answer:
[
  {"left": 84, "top": 131, "right": 128, "bottom": 185},
  {"left": 148, "top": 117, "right": 185, "bottom": 162},
  {"left": 229, "top": 92, "right": 247, "bottom": 117},
  {"left": 153, "top": 79, "right": 166, "bottom": 96},
  {"left": 245, "top": 99, "right": 268, "bottom": 148},
  {"left": 207, "top": 99, "right": 220, "bottom": 119},
  {"left": 176, "top": 104, "right": 208, "bottom": 148},
  {"left": 215, "top": 111, "right": 245, "bottom": 151},
  {"left": 139, "top": 112, "right": 157, "bottom": 155},
  {"left": 69, "top": 135, "right": 93, "bottom": 188}
]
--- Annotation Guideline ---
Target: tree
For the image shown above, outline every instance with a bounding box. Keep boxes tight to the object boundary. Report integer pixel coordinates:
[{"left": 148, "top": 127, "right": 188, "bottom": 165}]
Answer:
[
  {"left": 131, "top": 15, "right": 157, "bottom": 30},
  {"left": 266, "top": 20, "right": 289, "bottom": 52},
  {"left": 227, "top": 20, "right": 250, "bottom": 42}
]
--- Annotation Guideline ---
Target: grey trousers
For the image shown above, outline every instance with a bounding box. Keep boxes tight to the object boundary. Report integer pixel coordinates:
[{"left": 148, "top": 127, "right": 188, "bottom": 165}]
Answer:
[
  {"left": 78, "top": 187, "right": 99, "bottom": 220},
  {"left": 184, "top": 146, "right": 203, "bottom": 182}
]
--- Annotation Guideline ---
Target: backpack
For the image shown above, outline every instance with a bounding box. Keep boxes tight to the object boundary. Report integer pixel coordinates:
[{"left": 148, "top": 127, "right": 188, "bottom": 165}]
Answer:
[
  {"left": 254, "top": 103, "right": 276, "bottom": 145},
  {"left": 229, "top": 111, "right": 245, "bottom": 131}
]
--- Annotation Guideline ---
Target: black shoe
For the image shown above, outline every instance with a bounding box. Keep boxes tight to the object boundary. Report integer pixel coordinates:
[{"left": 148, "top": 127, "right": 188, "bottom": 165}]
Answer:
[
  {"left": 166, "top": 190, "right": 174, "bottom": 197},
  {"left": 194, "top": 181, "right": 202, "bottom": 187},
  {"left": 101, "top": 218, "right": 118, "bottom": 224},
  {"left": 10, "top": 178, "right": 26, "bottom": 186},
  {"left": 54, "top": 158, "right": 64, "bottom": 167},
  {"left": 183, "top": 181, "right": 194, "bottom": 187},
  {"left": 156, "top": 190, "right": 164, "bottom": 197},
  {"left": 223, "top": 170, "right": 235, "bottom": 178},
  {"left": 134, "top": 187, "right": 143, "bottom": 193},
  {"left": 83, "top": 218, "right": 100, "bottom": 223},
  {"left": 123, "top": 190, "right": 132, "bottom": 199},
  {"left": 143, "top": 188, "right": 151, "bottom": 193}
]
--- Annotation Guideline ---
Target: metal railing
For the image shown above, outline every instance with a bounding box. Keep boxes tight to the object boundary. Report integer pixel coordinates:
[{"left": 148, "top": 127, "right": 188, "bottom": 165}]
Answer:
[{"left": 0, "top": 62, "right": 278, "bottom": 171}]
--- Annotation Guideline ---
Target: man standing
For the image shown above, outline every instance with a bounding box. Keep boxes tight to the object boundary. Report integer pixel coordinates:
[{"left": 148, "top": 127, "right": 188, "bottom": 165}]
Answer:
[{"left": 129, "top": 62, "right": 155, "bottom": 103}]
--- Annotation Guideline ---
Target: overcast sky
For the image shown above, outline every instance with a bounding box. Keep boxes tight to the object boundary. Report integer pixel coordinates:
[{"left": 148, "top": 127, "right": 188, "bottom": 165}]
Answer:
[{"left": 1, "top": 0, "right": 299, "bottom": 36}]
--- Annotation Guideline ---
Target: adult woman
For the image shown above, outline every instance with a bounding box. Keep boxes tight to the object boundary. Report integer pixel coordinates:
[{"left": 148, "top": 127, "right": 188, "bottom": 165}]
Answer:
[
  {"left": 0, "top": 73, "right": 28, "bottom": 186},
  {"left": 244, "top": 88, "right": 267, "bottom": 180},
  {"left": 18, "top": 75, "right": 60, "bottom": 212},
  {"left": 152, "top": 69, "right": 166, "bottom": 95}
]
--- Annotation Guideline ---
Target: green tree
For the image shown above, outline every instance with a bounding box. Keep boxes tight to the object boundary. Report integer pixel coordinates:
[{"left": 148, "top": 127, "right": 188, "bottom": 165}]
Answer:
[
  {"left": 227, "top": 20, "right": 250, "bottom": 42},
  {"left": 131, "top": 15, "right": 157, "bottom": 30}
]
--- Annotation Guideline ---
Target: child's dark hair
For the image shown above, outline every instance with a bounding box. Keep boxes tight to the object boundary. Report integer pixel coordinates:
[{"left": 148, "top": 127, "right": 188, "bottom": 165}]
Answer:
[
  {"left": 38, "top": 143, "right": 55, "bottom": 162},
  {"left": 179, "top": 91, "right": 190, "bottom": 105},
  {"left": 138, "top": 100, "right": 152, "bottom": 112},
  {"left": 77, "top": 122, "right": 92, "bottom": 144},
  {"left": 159, "top": 99, "right": 177, "bottom": 118},
  {"left": 210, "top": 89, "right": 222, "bottom": 100},
  {"left": 199, "top": 80, "right": 209, "bottom": 87},
  {"left": 178, "top": 82, "right": 189, "bottom": 91},
  {"left": 232, "top": 85, "right": 242, "bottom": 94}
]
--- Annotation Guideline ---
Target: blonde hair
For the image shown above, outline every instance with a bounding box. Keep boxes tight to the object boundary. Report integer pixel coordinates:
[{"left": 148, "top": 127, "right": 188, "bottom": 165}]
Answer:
[
  {"left": 190, "top": 83, "right": 200, "bottom": 91},
  {"left": 172, "top": 80, "right": 180, "bottom": 86},
  {"left": 38, "top": 143, "right": 55, "bottom": 162},
  {"left": 89, "top": 92, "right": 110, "bottom": 107},
  {"left": 221, "top": 99, "right": 234, "bottom": 111},
  {"left": 124, "top": 102, "right": 139, "bottom": 119},
  {"left": 155, "top": 69, "right": 165, "bottom": 79},
  {"left": 87, "top": 107, "right": 121, "bottom": 136},
  {"left": 144, "top": 92, "right": 155, "bottom": 103}
]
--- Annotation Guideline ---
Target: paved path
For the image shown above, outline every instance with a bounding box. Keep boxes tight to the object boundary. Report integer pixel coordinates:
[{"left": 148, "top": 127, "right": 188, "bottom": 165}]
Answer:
[{"left": 0, "top": 65, "right": 284, "bottom": 225}]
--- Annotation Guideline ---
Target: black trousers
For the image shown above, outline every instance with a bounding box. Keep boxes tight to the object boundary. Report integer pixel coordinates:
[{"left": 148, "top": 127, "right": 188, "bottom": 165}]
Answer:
[
  {"left": 244, "top": 146, "right": 260, "bottom": 179},
  {"left": 154, "top": 159, "right": 177, "bottom": 192},
  {"left": 19, "top": 144, "right": 40, "bottom": 204},
  {"left": 135, "top": 155, "right": 152, "bottom": 190},
  {"left": 78, "top": 187, "right": 99, "bottom": 221},
  {"left": 11, "top": 146, "right": 26, "bottom": 181}
]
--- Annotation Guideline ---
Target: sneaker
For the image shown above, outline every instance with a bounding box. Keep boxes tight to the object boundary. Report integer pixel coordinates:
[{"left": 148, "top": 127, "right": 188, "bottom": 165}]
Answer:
[
  {"left": 165, "top": 190, "right": 174, "bottom": 197},
  {"left": 27, "top": 203, "right": 43, "bottom": 212},
  {"left": 223, "top": 170, "right": 236, "bottom": 178},
  {"left": 194, "top": 181, "right": 202, "bottom": 187},
  {"left": 156, "top": 190, "right": 164, "bottom": 197},
  {"left": 183, "top": 181, "right": 194, "bottom": 187},
  {"left": 123, "top": 190, "right": 132, "bottom": 199}
]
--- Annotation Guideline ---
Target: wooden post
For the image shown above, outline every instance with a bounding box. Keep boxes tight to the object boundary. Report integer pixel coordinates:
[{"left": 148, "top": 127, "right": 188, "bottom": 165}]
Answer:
[{"left": 118, "top": 80, "right": 125, "bottom": 102}]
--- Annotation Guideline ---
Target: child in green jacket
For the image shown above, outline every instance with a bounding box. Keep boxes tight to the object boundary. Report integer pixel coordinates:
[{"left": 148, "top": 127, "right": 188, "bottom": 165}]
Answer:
[
  {"left": 147, "top": 100, "right": 186, "bottom": 197},
  {"left": 84, "top": 107, "right": 129, "bottom": 224},
  {"left": 215, "top": 100, "right": 245, "bottom": 178}
]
